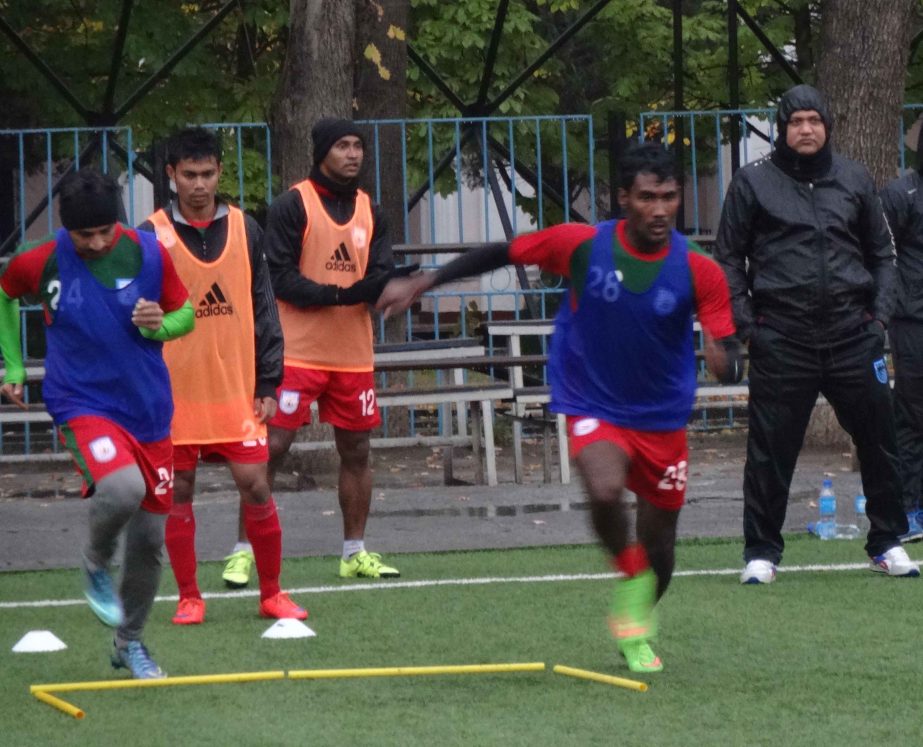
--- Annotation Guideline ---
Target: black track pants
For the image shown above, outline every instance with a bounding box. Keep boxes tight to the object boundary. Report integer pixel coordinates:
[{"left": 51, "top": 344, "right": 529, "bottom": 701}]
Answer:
[
  {"left": 742, "top": 323, "right": 908, "bottom": 564},
  {"left": 890, "top": 319, "right": 923, "bottom": 514}
]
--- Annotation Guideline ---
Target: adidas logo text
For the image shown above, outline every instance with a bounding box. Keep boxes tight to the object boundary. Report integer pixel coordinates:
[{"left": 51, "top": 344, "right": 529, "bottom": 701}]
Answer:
[
  {"left": 196, "top": 282, "right": 235, "bottom": 318},
  {"left": 326, "top": 242, "right": 357, "bottom": 272}
]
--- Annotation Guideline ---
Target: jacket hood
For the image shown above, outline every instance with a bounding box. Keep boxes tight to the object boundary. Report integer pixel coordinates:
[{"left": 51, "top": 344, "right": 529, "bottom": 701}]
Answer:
[{"left": 776, "top": 84, "right": 833, "bottom": 137}]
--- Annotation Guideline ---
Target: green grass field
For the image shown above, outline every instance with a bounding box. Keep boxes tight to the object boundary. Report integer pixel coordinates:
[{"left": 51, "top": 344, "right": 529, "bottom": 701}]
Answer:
[{"left": 2, "top": 536, "right": 920, "bottom": 746}]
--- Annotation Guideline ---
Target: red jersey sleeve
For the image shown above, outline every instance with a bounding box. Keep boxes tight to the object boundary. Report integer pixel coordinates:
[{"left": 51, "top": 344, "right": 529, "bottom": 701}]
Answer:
[
  {"left": 0, "top": 240, "right": 57, "bottom": 298},
  {"left": 689, "top": 251, "right": 736, "bottom": 339},
  {"left": 508, "top": 223, "right": 596, "bottom": 278},
  {"left": 158, "top": 244, "right": 189, "bottom": 312}
]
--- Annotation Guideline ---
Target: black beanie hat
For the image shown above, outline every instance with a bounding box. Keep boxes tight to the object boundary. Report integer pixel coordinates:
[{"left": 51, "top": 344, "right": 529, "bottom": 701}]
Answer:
[
  {"left": 776, "top": 84, "right": 833, "bottom": 141},
  {"left": 312, "top": 118, "right": 364, "bottom": 165},
  {"left": 59, "top": 169, "right": 121, "bottom": 230}
]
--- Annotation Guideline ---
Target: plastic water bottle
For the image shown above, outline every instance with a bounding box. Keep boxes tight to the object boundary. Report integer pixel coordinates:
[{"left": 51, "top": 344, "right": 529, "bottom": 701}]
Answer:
[
  {"left": 854, "top": 494, "right": 869, "bottom": 534},
  {"left": 816, "top": 479, "right": 837, "bottom": 540}
]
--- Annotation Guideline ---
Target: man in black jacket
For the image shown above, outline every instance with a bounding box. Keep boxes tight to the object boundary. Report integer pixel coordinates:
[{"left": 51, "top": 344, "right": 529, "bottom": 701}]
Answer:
[
  {"left": 263, "top": 118, "right": 400, "bottom": 579},
  {"left": 716, "top": 84, "right": 917, "bottom": 583},
  {"left": 880, "top": 124, "right": 923, "bottom": 543}
]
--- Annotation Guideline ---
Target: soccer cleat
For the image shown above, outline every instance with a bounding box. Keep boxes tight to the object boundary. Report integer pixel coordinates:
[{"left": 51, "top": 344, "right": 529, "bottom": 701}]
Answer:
[
  {"left": 172, "top": 597, "right": 206, "bottom": 625},
  {"left": 222, "top": 549, "right": 255, "bottom": 588},
  {"left": 899, "top": 512, "right": 923, "bottom": 544},
  {"left": 607, "top": 568, "right": 656, "bottom": 642},
  {"left": 870, "top": 546, "right": 921, "bottom": 577},
  {"left": 339, "top": 550, "right": 400, "bottom": 579},
  {"left": 618, "top": 638, "right": 664, "bottom": 673},
  {"left": 740, "top": 559, "right": 776, "bottom": 585},
  {"left": 83, "top": 562, "right": 124, "bottom": 627},
  {"left": 259, "top": 591, "right": 308, "bottom": 620},
  {"left": 111, "top": 640, "right": 166, "bottom": 679}
]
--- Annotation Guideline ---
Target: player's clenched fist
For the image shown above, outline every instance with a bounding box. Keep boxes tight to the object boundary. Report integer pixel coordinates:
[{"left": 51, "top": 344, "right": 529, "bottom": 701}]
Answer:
[{"left": 131, "top": 297, "right": 164, "bottom": 331}]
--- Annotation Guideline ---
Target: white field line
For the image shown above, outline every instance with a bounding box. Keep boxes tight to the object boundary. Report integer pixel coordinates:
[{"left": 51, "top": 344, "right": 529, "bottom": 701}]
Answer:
[{"left": 0, "top": 561, "right": 884, "bottom": 611}]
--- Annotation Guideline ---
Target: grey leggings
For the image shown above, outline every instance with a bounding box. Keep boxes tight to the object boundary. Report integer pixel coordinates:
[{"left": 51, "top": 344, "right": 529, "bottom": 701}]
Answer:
[{"left": 84, "top": 465, "right": 166, "bottom": 642}]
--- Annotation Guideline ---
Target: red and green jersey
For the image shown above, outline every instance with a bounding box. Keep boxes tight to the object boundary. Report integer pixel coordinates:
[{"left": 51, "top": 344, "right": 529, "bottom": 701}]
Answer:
[
  {"left": 508, "top": 221, "right": 735, "bottom": 339},
  {"left": 0, "top": 225, "right": 187, "bottom": 324}
]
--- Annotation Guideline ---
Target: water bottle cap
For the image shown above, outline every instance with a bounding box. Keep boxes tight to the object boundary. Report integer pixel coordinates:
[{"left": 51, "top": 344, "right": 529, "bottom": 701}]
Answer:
[{"left": 822, "top": 479, "right": 833, "bottom": 488}]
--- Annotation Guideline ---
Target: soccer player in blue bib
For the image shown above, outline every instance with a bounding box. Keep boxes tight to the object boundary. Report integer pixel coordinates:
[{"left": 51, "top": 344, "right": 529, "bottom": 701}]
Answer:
[
  {"left": 0, "top": 170, "right": 194, "bottom": 678},
  {"left": 376, "top": 143, "right": 742, "bottom": 672}
]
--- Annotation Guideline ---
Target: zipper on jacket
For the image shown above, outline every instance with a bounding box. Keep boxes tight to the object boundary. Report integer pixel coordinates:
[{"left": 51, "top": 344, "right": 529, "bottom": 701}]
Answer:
[{"left": 809, "top": 181, "right": 828, "bottom": 337}]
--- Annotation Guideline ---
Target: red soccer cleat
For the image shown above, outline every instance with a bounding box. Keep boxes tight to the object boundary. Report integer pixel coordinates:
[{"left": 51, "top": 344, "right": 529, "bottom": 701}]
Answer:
[
  {"left": 172, "top": 597, "right": 206, "bottom": 625},
  {"left": 259, "top": 591, "right": 308, "bottom": 620}
]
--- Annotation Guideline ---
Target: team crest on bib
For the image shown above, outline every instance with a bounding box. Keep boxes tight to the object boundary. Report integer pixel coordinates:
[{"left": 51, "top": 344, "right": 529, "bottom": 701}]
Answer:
[
  {"left": 572, "top": 418, "right": 600, "bottom": 437},
  {"left": 351, "top": 226, "right": 368, "bottom": 251},
  {"left": 653, "top": 288, "right": 677, "bottom": 315},
  {"left": 279, "top": 390, "right": 300, "bottom": 415},
  {"left": 154, "top": 224, "right": 176, "bottom": 249},
  {"left": 873, "top": 357, "right": 888, "bottom": 384},
  {"left": 89, "top": 436, "right": 117, "bottom": 463}
]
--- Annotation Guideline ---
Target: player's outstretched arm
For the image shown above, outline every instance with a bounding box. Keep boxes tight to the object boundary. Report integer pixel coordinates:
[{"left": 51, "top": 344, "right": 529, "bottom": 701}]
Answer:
[
  {"left": 376, "top": 242, "right": 510, "bottom": 318},
  {"left": 0, "top": 287, "right": 26, "bottom": 409}
]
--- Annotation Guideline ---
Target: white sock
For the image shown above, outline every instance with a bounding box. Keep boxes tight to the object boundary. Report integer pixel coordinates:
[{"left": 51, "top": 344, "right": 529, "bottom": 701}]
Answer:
[
  {"left": 343, "top": 540, "right": 365, "bottom": 560},
  {"left": 232, "top": 541, "right": 252, "bottom": 554}
]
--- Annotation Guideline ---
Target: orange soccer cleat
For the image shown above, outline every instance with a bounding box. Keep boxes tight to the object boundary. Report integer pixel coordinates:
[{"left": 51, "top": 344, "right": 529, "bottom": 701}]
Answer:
[{"left": 259, "top": 591, "right": 308, "bottom": 620}]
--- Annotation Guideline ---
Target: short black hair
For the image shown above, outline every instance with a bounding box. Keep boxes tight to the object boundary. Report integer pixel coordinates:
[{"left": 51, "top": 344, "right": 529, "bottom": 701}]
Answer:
[
  {"left": 167, "top": 127, "right": 222, "bottom": 167},
  {"left": 59, "top": 169, "right": 121, "bottom": 230},
  {"left": 618, "top": 142, "right": 678, "bottom": 192}
]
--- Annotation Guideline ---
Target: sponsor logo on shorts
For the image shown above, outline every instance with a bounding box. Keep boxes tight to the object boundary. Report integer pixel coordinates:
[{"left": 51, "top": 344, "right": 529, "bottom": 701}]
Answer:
[
  {"left": 196, "top": 282, "right": 234, "bottom": 318},
  {"left": 572, "top": 418, "right": 600, "bottom": 437},
  {"left": 241, "top": 437, "right": 267, "bottom": 448},
  {"left": 326, "top": 242, "right": 357, "bottom": 272},
  {"left": 279, "top": 390, "right": 300, "bottom": 415},
  {"left": 873, "top": 357, "right": 888, "bottom": 384},
  {"left": 89, "top": 436, "right": 117, "bottom": 463},
  {"left": 653, "top": 288, "right": 677, "bottom": 315}
]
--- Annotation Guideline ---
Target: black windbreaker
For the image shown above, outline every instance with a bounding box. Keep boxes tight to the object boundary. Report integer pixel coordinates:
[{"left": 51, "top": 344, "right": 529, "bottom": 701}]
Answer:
[
  {"left": 880, "top": 169, "right": 923, "bottom": 323},
  {"left": 715, "top": 153, "right": 897, "bottom": 343}
]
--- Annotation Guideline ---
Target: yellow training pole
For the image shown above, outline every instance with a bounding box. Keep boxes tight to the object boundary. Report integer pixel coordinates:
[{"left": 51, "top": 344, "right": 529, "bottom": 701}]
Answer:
[
  {"left": 553, "top": 664, "right": 648, "bottom": 692},
  {"left": 30, "top": 670, "right": 286, "bottom": 694},
  {"left": 288, "top": 662, "right": 546, "bottom": 680},
  {"left": 32, "top": 690, "right": 85, "bottom": 719}
]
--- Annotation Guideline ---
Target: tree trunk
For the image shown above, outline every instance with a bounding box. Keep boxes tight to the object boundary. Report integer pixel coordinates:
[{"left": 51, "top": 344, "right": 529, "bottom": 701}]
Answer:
[
  {"left": 816, "top": 0, "right": 917, "bottom": 186},
  {"left": 271, "top": 0, "right": 357, "bottom": 188},
  {"left": 354, "top": 0, "right": 409, "bottom": 244}
]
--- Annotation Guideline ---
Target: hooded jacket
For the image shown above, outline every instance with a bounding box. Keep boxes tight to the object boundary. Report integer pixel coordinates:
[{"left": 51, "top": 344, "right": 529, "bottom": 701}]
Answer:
[
  {"left": 879, "top": 123, "right": 923, "bottom": 324},
  {"left": 715, "top": 85, "right": 897, "bottom": 343}
]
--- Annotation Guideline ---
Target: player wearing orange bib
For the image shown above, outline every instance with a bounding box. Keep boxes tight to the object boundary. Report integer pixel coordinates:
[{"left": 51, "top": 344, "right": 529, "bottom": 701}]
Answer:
[
  {"left": 140, "top": 128, "right": 305, "bottom": 624},
  {"left": 264, "top": 118, "right": 405, "bottom": 578}
]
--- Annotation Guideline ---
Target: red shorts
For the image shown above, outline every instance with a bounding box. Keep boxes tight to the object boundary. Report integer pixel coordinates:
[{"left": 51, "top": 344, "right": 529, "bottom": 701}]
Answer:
[
  {"left": 270, "top": 365, "right": 381, "bottom": 432},
  {"left": 567, "top": 416, "right": 688, "bottom": 511},
  {"left": 173, "top": 438, "right": 269, "bottom": 471},
  {"left": 59, "top": 415, "right": 174, "bottom": 514}
]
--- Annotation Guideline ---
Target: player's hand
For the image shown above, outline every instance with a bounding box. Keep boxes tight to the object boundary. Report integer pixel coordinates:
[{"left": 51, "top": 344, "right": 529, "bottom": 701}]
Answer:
[
  {"left": 0, "top": 381, "right": 27, "bottom": 410},
  {"left": 132, "top": 298, "right": 164, "bottom": 331},
  {"left": 703, "top": 332, "right": 729, "bottom": 381},
  {"left": 254, "top": 396, "right": 278, "bottom": 424},
  {"left": 376, "top": 273, "right": 433, "bottom": 318}
]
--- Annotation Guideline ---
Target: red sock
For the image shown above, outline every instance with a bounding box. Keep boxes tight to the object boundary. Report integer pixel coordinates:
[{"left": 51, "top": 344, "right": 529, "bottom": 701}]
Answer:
[
  {"left": 244, "top": 498, "right": 282, "bottom": 601},
  {"left": 165, "top": 503, "right": 200, "bottom": 599},
  {"left": 612, "top": 544, "right": 650, "bottom": 578}
]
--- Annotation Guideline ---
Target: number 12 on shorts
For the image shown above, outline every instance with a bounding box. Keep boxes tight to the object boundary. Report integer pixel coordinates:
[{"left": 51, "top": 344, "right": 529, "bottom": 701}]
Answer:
[
  {"left": 657, "top": 460, "right": 688, "bottom": 491},
  {"left": 359, "top": 389, "right": 376, "bottom": 417}
]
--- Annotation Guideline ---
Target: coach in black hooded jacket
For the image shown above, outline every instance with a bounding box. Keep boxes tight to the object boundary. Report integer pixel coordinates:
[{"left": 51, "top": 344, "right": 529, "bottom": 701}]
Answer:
[{"left": 716, "top": 84, "right": 914, "bottom": 583}]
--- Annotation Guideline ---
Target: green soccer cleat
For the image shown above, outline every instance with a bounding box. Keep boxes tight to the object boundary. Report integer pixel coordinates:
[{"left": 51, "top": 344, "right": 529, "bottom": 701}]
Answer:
[
  {"left": 618, "top": 638, "right": 664, "bottom": 673},
  {"left": 607, "top": 568, "right": 657, "bottom": 642},
  {"left": 339, "top": 550, "right": 400, "bottom": 579},
  {"left": 222, "top": 549, "right": 255, "bottom": 588}
]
